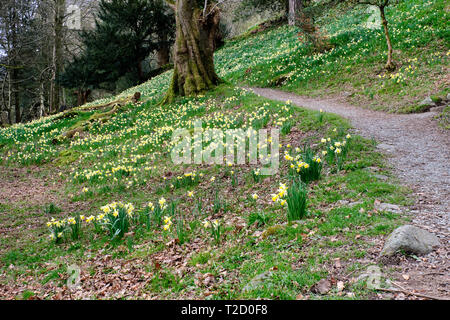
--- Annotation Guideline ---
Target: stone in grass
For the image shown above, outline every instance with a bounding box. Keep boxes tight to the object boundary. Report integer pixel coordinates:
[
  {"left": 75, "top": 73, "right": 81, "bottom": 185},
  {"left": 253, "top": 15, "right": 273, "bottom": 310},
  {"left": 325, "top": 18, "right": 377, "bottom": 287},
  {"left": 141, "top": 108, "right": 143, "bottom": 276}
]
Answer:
[
  {"left": 380, "top": 225, "right": 440, "bottom": 257},
  {"left": 311, "top": 279, "right": 331, "bottom": 295},
  {"left": 243, "top": 271, "right": 273, "bottom": 292},
  {"left": 418, "top": 96, "right": 436, "bottom": 108},
  {"left": 374, "top": 202, "right": 402, "bottom": 214}
]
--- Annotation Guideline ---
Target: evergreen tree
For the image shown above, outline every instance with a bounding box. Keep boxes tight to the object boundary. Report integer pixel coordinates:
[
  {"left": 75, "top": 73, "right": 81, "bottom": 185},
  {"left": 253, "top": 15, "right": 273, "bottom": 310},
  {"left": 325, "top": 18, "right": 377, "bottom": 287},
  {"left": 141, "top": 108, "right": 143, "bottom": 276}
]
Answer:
[{"left": 60, "top": 0, "right": 175, "bottom": 97}]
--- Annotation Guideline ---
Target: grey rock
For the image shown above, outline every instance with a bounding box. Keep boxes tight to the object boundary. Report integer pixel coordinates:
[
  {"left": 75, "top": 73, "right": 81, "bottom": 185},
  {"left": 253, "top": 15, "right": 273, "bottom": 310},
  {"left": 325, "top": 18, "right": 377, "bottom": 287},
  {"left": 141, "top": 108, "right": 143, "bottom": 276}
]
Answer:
[
  {"left": 373, "top": 174, "right": 389, "bottom": 181},
  {"left": 419, "top": 96, "right": 436, "bottom": 107},
  {"left": 381, "top": 225, "right": 440, "bottom": 256},
  {"left": 312, "top": 279, "right": 331, "bottom": 294},
  {"left": 446, "top": 93, "right": 450, "bottom": 101},
  {"left": 430, "top": 106, "right": 445, "bottom": 113},
  {"left": 375, "top": 202, "right": 402, "bottom": 214},
  {"left": 243, "top": 271, "right": 273, "bottom": 292},
  {"left": 337, "top": 200, "right": 363, "bottom": 207}
]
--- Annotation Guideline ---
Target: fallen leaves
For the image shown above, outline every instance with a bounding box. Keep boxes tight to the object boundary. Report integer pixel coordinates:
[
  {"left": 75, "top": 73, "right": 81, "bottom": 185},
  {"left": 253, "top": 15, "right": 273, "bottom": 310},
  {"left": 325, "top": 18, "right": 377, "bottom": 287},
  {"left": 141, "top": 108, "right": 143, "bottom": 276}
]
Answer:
[{"left": 194, "top": 272, "right": 215, "bottom": 287}]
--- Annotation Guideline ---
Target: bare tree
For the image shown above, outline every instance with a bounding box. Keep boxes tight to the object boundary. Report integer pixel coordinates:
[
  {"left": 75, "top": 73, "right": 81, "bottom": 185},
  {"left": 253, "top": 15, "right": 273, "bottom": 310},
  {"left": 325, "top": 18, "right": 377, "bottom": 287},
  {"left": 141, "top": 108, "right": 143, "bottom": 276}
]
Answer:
[{"left": 356, "top": 0, "right": 396, "bottom": 71}]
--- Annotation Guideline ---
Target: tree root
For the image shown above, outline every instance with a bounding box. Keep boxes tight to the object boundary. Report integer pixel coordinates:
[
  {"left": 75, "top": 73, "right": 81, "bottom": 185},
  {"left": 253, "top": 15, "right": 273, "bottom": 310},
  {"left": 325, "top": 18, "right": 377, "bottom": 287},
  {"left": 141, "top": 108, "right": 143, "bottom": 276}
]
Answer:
[
  {"left": 54, "top": 92, "right": 141, "bottom": 120},
  {"left": 52, "top": 92, "right": 141, "bottom": 144}
]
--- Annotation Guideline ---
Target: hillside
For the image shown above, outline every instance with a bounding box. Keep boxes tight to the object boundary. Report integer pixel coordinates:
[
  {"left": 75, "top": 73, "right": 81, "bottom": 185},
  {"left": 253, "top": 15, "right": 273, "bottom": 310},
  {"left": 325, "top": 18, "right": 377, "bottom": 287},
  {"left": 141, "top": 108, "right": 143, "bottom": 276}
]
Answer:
[
  {"left": 219, "top": 0, "right": 449, "bottom": 113},
  {"left": 0, "top": 0, "right": 448, "bottom": 300}
]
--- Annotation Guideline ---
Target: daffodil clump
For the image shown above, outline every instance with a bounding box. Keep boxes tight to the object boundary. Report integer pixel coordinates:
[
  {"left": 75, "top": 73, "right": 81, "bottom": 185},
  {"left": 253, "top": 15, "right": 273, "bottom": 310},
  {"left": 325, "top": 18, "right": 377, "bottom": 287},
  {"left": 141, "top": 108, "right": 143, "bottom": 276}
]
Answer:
[
  {"left": 99, "top": 202, "right": 135, "bottom": 240},
  {"left": 146, "top": 197, "right": 168, "bottom": 227},
  {"left": 270, "top": 179, "right": 308, "bottom": 222},
  {"left": 47, "top": 217, "right": 69, "bottom": 243},
  {"left": 169, "top": 172, "right": 200, "bottom": 189},
  {"left": 251, "top": 168, "right": 261, "bottom": 183},
  {"left": 321, "top": 133, "right": 351, "bottom": 171},
  {"left": 378, "top": 58, "right": 417, "bottom": 85},
  {"left": 203, "top": 219, "right": 222, "bottom": 244},
  {"left": 286, "top": 147, "right": 322, "bottom": 184},
  {"left": 286, "top": 179, "right": 308, "bottom": 222},
  {"left": 47, "top": 215, "right": 85, "bottom": 243},
  {"left": 271, "top": 182, "right": 288, "bottom": 207},
  {"left": 162, "top": 215, "right": 173, "bottom": 231}
]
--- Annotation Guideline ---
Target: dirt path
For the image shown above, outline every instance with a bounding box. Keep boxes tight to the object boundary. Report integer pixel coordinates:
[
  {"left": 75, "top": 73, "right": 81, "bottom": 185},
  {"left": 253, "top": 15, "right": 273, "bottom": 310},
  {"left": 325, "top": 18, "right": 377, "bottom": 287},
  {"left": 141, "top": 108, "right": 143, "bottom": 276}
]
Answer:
[{"left": 250, "top": 87, "right": 449, "bottom": 299}]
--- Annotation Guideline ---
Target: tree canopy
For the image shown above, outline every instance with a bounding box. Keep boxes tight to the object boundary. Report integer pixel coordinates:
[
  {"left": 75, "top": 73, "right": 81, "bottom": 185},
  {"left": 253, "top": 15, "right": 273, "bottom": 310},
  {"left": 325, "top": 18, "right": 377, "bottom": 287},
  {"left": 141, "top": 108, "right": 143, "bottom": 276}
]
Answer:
[{"left": 59, "top": 0, "right": 175, "bottom": 96}]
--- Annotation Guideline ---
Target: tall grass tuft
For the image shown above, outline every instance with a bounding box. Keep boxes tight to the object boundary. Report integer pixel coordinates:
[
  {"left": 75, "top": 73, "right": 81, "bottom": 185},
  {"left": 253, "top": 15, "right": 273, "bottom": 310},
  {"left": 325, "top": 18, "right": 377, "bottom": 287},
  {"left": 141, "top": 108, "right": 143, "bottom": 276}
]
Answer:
[{"left": 286, "top": 179, "right": 308, "bottom": 222}]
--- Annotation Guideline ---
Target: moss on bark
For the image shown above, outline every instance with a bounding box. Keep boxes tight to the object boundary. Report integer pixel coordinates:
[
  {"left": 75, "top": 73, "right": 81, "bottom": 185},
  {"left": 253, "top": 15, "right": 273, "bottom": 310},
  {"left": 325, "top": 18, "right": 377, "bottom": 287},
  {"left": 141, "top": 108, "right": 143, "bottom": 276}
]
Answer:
[{"left": 161, "top": 0, "right": 221, "bottom": 104}]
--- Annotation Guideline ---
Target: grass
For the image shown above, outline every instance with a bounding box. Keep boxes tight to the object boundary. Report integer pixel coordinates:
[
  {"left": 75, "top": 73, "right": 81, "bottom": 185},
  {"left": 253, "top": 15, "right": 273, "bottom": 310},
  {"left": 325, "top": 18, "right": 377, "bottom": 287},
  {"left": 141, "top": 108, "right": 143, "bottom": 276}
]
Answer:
[
  {"left": 0, "top": 0, "right": 427, "bottom": 300},
  {"left": 0, "top": 83, "right": 412, "bottom": 299}
]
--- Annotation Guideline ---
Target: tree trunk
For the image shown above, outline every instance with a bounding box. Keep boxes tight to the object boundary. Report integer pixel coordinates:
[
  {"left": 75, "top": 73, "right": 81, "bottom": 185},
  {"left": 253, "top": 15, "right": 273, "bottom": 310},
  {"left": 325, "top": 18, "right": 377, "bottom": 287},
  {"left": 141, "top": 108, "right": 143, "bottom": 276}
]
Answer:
[
  {"left": 76, "top": 89, "right": 90, "bottom": 106},
  {"left": 51, "top": 0, "right": 65, "bottom": 113},
  {"left": 288, "top": 0, "right": 301, "bottom": 26},
  {"left": 157, "top": 33, "right": 170, "bottom": 67},
  {"left": 9, "top": 3, "right": 20, "bottom": 123},
  {"left": 39, "top": 81, "right": 46, "bottom": 118},
  {"left": 7, "top": 70, "right": 12, "bottom": 124},
  {"left": 379, "top": 6, "right": 395, "bottom": 71},
  {"left": 162, "top": 0, "right": 221, "bottom": 104},
  {"left": 12, "top": 68, "right": 20, "bottom": 123}
]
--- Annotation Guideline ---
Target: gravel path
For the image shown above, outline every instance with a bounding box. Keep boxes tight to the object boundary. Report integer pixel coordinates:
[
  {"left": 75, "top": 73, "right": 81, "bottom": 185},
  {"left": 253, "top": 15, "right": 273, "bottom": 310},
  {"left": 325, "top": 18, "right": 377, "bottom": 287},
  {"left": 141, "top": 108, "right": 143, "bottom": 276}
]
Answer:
[{"left": 250, "top": 87, "right": 449, "bottom": 299}]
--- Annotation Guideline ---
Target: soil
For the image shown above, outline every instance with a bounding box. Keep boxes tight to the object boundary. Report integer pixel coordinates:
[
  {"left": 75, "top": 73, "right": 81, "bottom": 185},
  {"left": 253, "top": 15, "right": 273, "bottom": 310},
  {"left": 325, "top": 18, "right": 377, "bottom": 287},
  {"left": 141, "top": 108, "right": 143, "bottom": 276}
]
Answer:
[{"left": 250, "top": 87, "right": 449, "bottom": 300}]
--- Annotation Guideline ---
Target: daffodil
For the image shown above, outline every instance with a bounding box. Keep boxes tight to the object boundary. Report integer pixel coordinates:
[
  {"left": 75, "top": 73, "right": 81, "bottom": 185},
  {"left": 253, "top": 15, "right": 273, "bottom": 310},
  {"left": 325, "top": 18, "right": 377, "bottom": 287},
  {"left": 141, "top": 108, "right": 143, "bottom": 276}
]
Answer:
[{"left": 163, "top": 216, "right": 172, "bottom": 224}]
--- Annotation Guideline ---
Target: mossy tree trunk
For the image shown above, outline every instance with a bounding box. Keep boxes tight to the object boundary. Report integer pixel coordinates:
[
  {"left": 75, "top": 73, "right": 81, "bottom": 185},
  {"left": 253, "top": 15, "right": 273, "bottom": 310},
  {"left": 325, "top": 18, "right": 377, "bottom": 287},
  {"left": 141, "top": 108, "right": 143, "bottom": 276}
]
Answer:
[{"left": 162, "top": 0, "right": 221, "bottom": 104}]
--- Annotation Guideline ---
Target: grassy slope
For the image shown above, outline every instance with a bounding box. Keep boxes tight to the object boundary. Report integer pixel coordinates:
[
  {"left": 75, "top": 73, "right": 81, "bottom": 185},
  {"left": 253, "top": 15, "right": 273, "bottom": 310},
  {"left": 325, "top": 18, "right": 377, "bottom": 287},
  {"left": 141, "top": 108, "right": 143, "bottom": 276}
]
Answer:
[
  {"left": 217, "top": 0, "right": 449, "bottom": 113},
  {"left": 0, "top": 3, "right": 429, "bottom": 300}
]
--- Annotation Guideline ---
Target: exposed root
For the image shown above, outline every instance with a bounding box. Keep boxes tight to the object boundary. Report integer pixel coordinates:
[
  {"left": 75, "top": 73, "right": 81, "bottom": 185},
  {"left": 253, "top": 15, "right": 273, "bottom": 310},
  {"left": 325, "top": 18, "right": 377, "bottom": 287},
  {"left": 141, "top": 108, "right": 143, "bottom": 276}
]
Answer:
[
  {"left": 54, "top": 92, "right": 141, "bottom": 120},
  {"left": 52, "top": 92, "right": 141, "bottom": 143}
]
